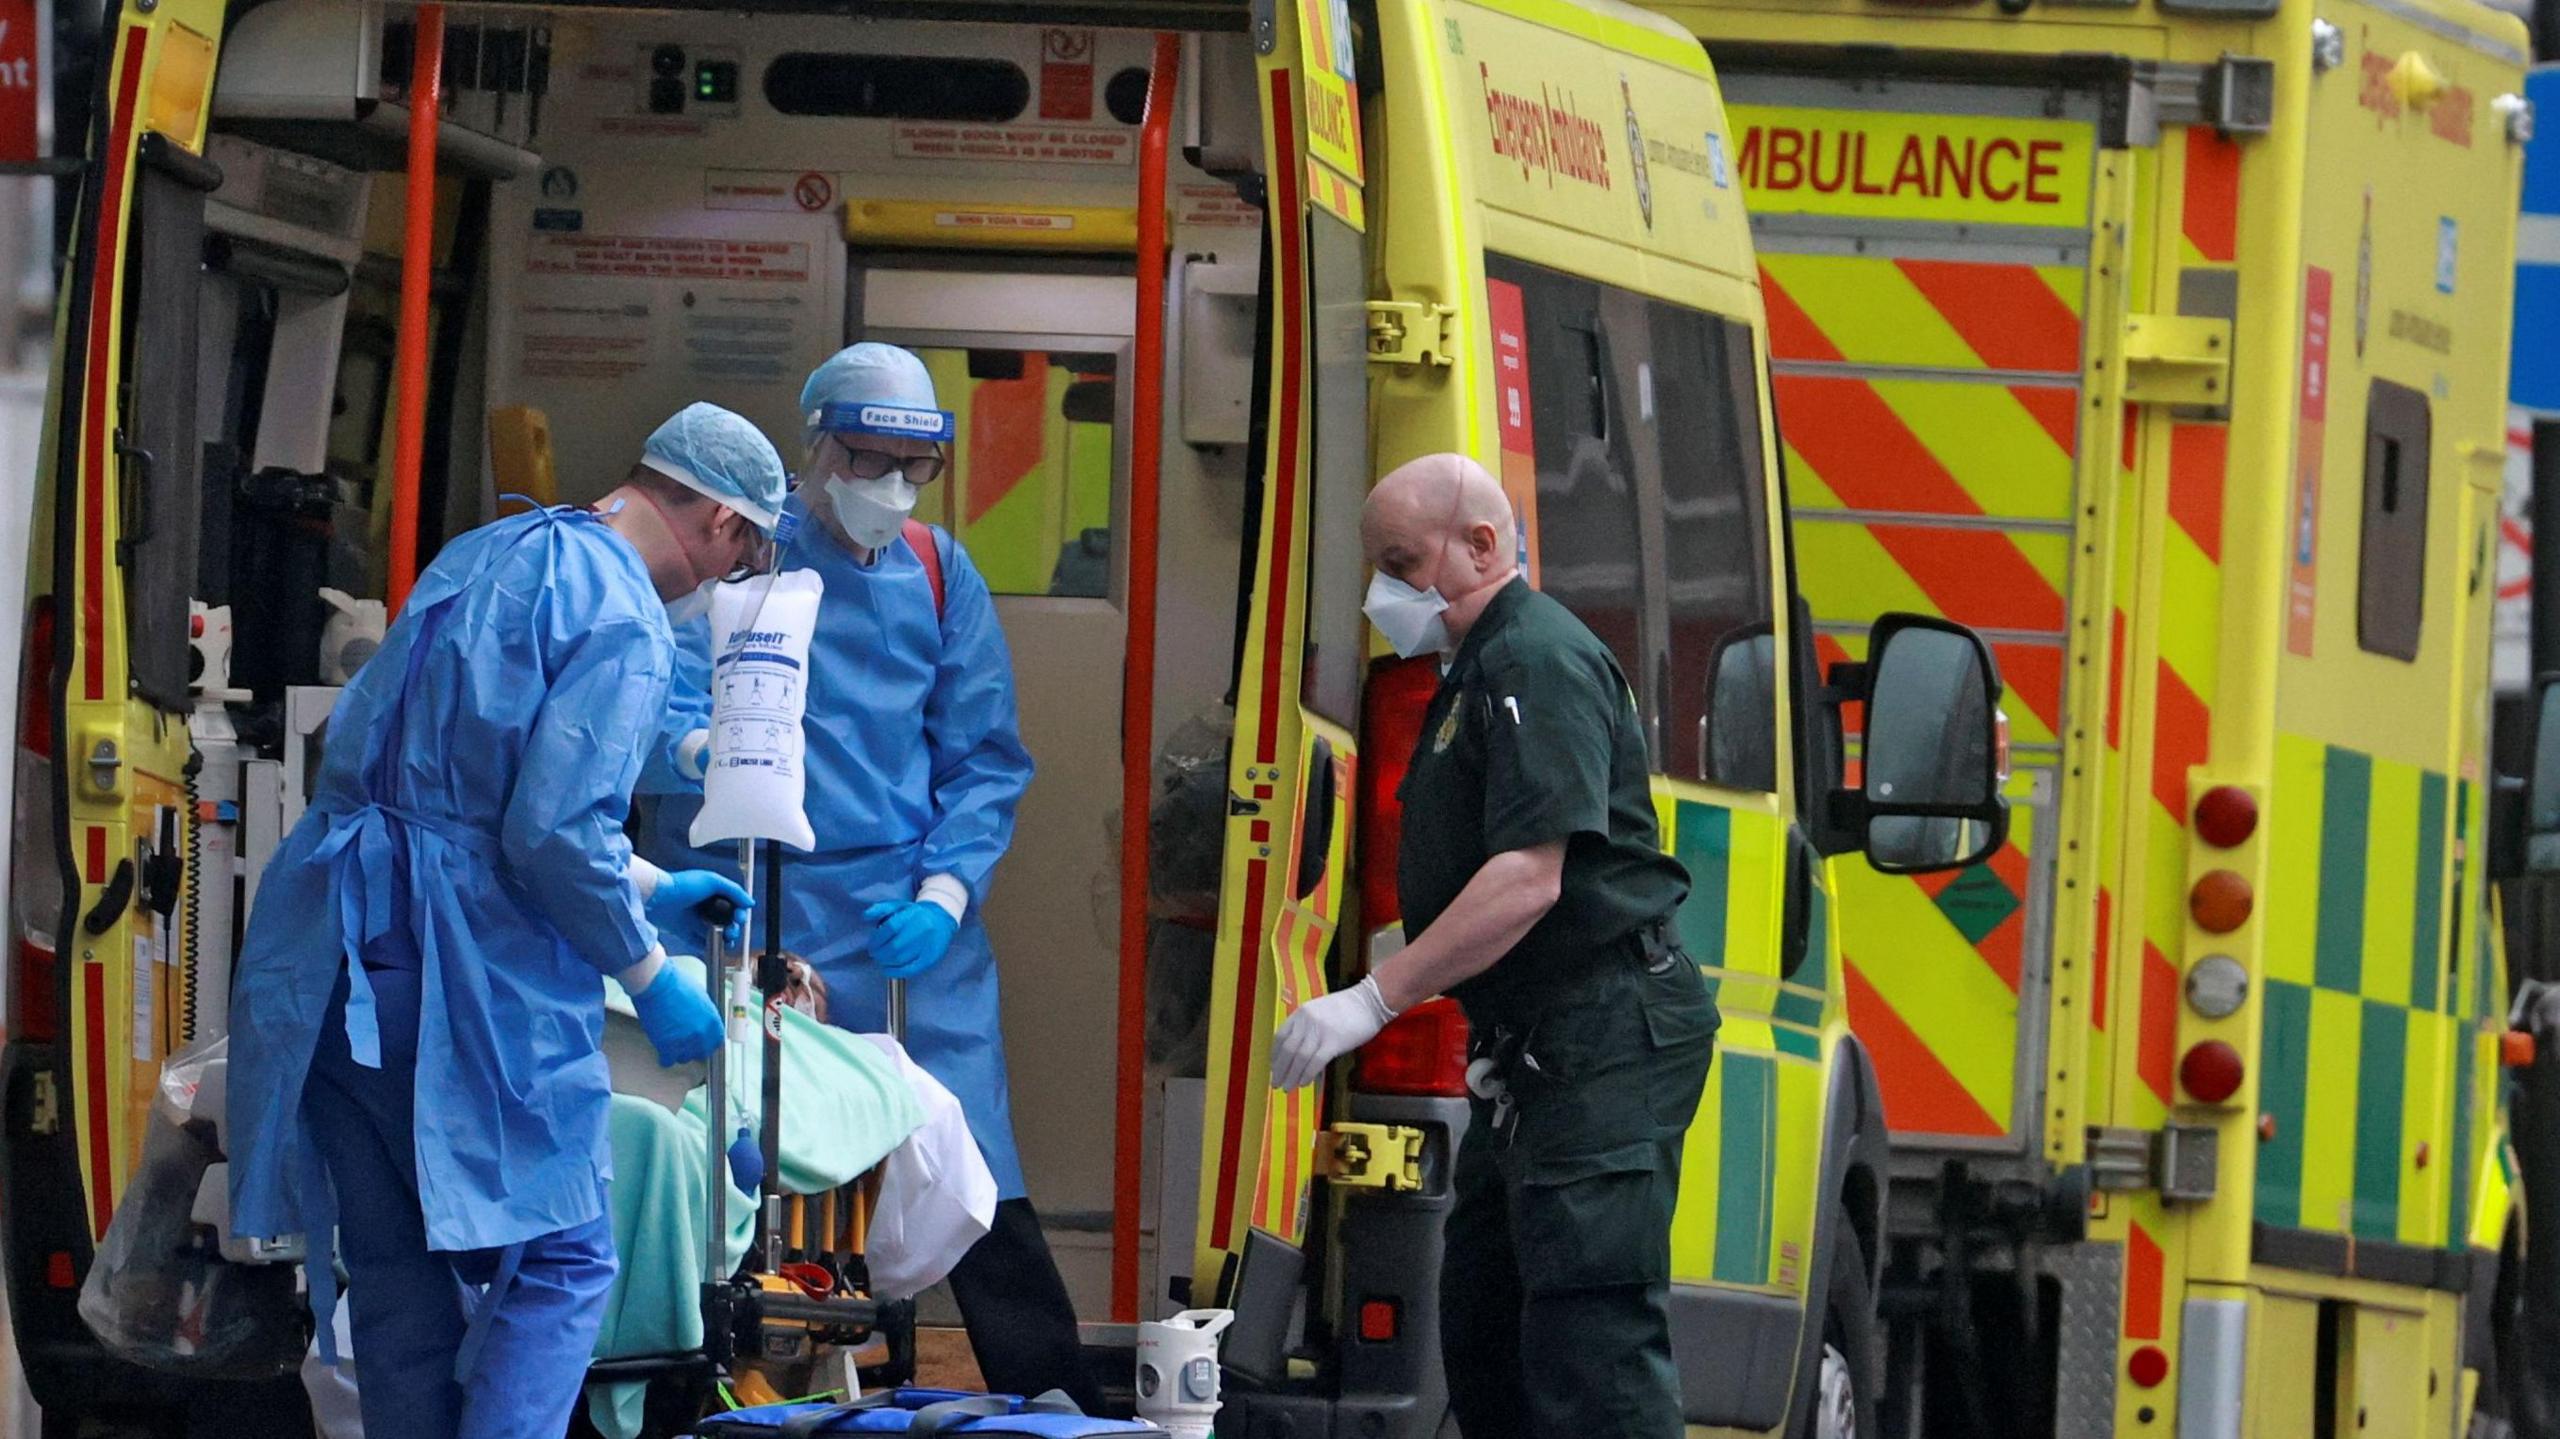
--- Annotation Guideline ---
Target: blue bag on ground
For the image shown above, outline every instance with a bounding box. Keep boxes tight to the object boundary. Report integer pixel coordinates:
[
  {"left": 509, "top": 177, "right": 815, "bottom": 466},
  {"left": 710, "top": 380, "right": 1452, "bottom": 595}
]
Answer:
[{"left": 692, "top": 1387, "right": 1170, "bottom": 1437}]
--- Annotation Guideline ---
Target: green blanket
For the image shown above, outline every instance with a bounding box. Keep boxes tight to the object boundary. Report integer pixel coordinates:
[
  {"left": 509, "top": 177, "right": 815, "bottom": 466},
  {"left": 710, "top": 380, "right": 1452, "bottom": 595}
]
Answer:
[{"left": 587, "top": 963, "right": 922, "bottom": 1439}]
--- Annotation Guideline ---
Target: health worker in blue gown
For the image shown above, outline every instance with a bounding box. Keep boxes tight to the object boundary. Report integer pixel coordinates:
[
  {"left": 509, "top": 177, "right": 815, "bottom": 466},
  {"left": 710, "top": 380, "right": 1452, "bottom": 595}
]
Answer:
[
  {"left": 638, "top": 344, "right": 1095, "bottom": 1409},
  {"left": 227, "top": 403, "right": 788, "bottom": 1439}
]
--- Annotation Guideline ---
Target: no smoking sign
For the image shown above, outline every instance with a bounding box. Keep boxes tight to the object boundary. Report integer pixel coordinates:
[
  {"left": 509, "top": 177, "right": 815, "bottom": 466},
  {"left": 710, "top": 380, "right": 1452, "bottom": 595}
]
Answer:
[
  {"left": 1040, "top": 28, "right": 1095, "bottom": 121},
  {"left": 794, "top": 171, "right": 834, "bottom": 212}
]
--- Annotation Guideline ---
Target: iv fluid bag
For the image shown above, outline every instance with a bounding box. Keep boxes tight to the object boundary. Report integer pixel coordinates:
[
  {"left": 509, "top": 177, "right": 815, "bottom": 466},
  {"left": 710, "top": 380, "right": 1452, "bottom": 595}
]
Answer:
[{"left": 691, "top": 569, "right": 824, "bottom": 851}]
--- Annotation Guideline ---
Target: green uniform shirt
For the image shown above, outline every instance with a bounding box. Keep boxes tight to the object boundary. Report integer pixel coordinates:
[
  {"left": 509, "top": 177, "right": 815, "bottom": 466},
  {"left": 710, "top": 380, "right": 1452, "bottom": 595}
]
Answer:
[{"left": 1395, "top": 578, "right": 1689, "bottom": 1007}]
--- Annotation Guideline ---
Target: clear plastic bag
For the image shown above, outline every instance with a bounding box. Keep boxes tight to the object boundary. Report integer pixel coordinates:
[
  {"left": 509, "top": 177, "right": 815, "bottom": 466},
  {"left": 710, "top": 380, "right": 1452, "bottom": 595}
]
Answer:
[{"left": 76, "top": 1035, "right": 306, "bottom": 1379}]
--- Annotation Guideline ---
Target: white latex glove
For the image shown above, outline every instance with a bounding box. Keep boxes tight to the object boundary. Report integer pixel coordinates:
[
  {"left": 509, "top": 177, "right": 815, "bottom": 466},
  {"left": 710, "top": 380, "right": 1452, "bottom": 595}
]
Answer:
[{"left": 1271, "top": 976, "right": 1398, "bottom": 1091}]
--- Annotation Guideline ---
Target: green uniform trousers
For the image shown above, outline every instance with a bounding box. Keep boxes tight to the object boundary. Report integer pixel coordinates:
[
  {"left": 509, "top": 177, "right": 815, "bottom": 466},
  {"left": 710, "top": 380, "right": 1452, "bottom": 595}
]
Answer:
[{"left": 1439, "top": 947, "right": 1718, "bottom": 1439}]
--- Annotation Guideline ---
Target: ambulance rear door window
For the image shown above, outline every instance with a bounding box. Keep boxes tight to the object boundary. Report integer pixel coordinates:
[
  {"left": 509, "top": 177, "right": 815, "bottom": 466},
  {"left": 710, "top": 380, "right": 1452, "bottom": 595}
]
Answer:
[
  {"left": 1485, "top": 253, "right": 1654, "bottom": 748},
  {"left": 2358, "top": 378, "right": 2431, "bottom": 662}
]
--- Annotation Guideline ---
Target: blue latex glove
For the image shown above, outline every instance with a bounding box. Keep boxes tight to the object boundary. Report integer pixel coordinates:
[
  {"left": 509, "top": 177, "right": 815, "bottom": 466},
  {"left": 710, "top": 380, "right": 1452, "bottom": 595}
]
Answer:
[
  {"left": 648, "top": 870, "right": 752, "bottom": 948},
  {"left": 628, "top": 964, "right": 725, "bottom": 1066},
  {"left": 863, "top": 900, "right": 958, "bottom": 980},
  {"left": 727, "top": 1126, "right": 765, "bottom": 1195}
]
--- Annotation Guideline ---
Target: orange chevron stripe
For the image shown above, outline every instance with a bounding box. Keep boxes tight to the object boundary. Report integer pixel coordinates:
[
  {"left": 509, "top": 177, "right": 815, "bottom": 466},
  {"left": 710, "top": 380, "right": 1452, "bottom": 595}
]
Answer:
[
  {"left": 1776, "top": 376, "right": 2068, "bottom": 630},
  {"left": 1765, "top": 266, "right": 1842, "bottom": 363},
  {"left": 1845, "top": 956, "right": 2004, "bottom": 1137},
  {"left": 2169, "top": 423, "right": 2228, "bottom": 564},
  {"left": 2012, "top": 386, "right": 2079, "bottom": 456},
  {"left": 2106, "top": 609, "right": 2128, "bottom": 750},
  {"left": 1894, "top": 259, "right": 2084, "bottom": 373},
  {"left": 2150, "top": 663, "right": 2210, "bottom": 821},
  {"left": 966, "top": 361, "right": 1051, "bottom": 524},
  {"left": 1995, "top": 642, "right": 2063, "bottom": 744},
  {"left": 2137, "top": 940, "right": 2178, "bottom": 1106},
  {"left": 2125, "top": 1220, "right": 2165, "bottom": 1339},
  {"left": 2182, "top": 128, "right": 2240, "bottom": 264},
  {"left": 2093, "top": 886, "right": 2113, "bottom": 1033}
]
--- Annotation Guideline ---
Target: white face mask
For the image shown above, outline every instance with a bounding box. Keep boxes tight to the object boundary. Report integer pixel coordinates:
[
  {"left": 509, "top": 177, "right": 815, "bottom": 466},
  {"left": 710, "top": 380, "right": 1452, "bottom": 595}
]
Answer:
[
  {"left": 825, "top": 474, "right": 918, "bottom": 552},
  {"left": 1363, "top": 572, "right": 1453, "bottom": 658},
  {"left": 665, "top": 578, "right": 718, "bottom": 625}
]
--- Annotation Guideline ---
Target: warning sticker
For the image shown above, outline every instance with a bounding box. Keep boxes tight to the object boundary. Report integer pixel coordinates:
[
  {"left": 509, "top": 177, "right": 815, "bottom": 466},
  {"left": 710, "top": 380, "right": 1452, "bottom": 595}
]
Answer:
[
  {"left": 704, "top": 169, "right": 836, "bottom": 213},
  {"left": 1040, "top": 28, "right": 1095, "bottom": 121},
  {"left": 1486, "top": 278, "right": 1542, "bottom": 585},
  {"left": 892, "top": 121, "right": 1132, "bottom": 166},
  {"left": 934, "top": 210, "right": 1078, "bottom": 233},
  {"left": 517, "top": 300, "right": 652, "bottom": 383},
  {"left": 527, "top": 233, "right": 811, "bottom": 284},
  {"left": 2286, "top": 265, "right": 2334, "bottom": 658},
  {"left": 1175, "top": 183, "right": 1261, "bottom": 229}
]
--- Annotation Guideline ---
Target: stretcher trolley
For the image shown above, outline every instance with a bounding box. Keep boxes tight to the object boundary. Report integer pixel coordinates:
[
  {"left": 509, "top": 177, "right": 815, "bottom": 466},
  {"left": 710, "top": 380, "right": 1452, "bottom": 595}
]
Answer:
[{"left": 584, "top": 843, "right": 919, "bottom": 1436}]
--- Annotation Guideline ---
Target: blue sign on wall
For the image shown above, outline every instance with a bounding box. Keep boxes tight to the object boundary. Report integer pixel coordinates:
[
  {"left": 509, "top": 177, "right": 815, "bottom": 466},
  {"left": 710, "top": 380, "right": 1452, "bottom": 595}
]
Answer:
[{"left": 2513, "top": 67, "right": 2560, "bottom": 413}]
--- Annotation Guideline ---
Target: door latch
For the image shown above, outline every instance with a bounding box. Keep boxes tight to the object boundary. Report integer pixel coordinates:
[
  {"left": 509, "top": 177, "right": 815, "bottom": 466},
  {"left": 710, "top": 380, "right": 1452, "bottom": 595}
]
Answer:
[
  {"left": 1314, "top": 1122, "right": 1424, "bottom": 1192},
  {"left": 2121, "top": 314, "right": 2232, "bottom": 406},
  {"left": 1366, "top": 300, "right": 1458, "bottom": 368},
  {"left": 84, "top": 736, "right": 122, "bottom": 798}
]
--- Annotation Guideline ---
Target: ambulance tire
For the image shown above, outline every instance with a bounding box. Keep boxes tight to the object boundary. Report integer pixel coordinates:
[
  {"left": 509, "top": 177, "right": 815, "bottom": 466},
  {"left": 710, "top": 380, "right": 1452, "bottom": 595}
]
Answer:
[{"left": 1796, "top": 1217, "right": 1880, "bottom": 1439}]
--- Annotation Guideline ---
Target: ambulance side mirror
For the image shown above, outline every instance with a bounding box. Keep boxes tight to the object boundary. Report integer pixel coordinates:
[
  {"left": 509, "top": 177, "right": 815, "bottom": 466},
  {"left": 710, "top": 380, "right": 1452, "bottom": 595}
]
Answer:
[
  {"left": 2521, "top": 675, "right": 2560, "bottom": 875},
  {"left": 1827, "top": 614, "right": 2009, "bottom": 876}
]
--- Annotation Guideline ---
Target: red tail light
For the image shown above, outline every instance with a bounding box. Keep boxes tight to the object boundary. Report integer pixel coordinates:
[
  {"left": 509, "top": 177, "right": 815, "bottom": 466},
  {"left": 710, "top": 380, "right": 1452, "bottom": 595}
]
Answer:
[
  {"left": 1357, "top": 656, "right": 1440, "bottom": 929},
  {"left": 19, "top": 596, "right": 53, "bottom": 759},
  {"left": 1354, "top": 996, "right": 1470, "bottom": 1097}
]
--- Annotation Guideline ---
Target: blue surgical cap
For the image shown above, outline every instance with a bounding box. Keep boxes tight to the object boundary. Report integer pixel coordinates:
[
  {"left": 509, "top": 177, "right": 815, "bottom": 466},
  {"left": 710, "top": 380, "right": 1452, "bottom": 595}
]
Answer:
[
  {"left": 640, "top": 402, "right": 788, "bottom": 533},
  {"left": 801, "top": 343, "right": 953, "bottom": 444}
]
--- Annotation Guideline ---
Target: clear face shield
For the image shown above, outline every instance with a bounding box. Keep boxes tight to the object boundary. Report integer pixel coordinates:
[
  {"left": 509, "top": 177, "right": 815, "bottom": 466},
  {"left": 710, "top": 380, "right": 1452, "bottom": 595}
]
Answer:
[{"left": 803, "top": 400, "right": 956, "bottom": 553}]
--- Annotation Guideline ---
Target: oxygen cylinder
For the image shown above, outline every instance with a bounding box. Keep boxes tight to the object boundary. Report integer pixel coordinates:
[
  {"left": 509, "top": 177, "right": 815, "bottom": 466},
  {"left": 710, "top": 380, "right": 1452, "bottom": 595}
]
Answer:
[{"left": 1135, "top": 1309, "right": 1233, "bottom": 1439}]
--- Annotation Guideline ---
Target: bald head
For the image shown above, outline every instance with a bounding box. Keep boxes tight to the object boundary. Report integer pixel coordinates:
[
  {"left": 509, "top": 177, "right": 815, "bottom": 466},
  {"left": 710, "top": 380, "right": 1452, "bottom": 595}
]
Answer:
[
  {"left": 1362, "top": 453, "right": 1519, "bottom": 644},
  {"left": 1365, "top": 453, "right": 1514, "bottom": 577}
]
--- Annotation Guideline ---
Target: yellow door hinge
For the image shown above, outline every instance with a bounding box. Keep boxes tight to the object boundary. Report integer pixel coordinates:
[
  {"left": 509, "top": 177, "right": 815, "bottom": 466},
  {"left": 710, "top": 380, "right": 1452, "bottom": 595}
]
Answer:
[
  {"left": 2121, "top": 314, "right": 2232, "bottom": 406},
  {"left": 1366, "top": 300, "right": 1457, "bottom": 368},
  {"left": 1314, "top": 1122, "right": 1425, "bottom": 1192}
]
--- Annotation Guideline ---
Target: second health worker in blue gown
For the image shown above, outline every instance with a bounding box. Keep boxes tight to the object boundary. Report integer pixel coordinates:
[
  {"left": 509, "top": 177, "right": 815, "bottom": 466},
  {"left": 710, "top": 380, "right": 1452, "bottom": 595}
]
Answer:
[{"left": 640, "top": 343, "right": 1093, "bottom": 1408}]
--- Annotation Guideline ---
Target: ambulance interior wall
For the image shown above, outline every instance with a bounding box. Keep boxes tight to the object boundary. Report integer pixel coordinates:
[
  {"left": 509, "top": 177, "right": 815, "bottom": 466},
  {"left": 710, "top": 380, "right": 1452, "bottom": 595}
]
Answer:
[{"left": 480, "top": 12, "right": 1261, "bottom": 1316}]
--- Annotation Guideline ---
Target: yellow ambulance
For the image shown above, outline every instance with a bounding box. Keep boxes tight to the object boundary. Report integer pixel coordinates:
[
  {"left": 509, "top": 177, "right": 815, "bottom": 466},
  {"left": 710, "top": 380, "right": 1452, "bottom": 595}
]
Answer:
[
  {"left": 0, "top": 0, "right": 2001, "bottom": 1435},
  {"left": 1640, "top": 0, "right": 2541, "bottom": 1431}
]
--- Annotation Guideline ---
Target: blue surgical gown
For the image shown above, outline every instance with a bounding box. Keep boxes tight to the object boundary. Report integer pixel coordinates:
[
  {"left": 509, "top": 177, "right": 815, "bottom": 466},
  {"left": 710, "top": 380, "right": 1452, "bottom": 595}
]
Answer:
[
  {"left": 637, "top": 504, "right": 1036, "bottom": 1196},
  {"left": 229, "top": 505, "right": 674, "bottom": 1255}
]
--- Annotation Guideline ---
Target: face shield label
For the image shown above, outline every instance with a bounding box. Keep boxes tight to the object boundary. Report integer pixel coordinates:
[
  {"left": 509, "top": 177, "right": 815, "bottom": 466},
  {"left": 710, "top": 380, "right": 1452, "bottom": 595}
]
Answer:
[{"left": 815, "top": 402, "right": 957, "bottom": 442}]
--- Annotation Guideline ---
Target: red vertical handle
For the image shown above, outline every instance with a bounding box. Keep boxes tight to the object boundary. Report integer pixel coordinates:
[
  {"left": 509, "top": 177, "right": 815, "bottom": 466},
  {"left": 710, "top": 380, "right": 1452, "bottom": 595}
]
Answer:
[
  {"left": 388, "top": 4, "right": 445, "bottom": 615},
  {"left": 1113, "top": 30, "right": 1181, "bottom": 1326}
]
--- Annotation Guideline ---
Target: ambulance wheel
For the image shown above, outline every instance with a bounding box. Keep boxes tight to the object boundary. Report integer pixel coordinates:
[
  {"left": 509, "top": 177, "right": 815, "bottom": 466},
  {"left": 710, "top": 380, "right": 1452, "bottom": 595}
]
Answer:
[{"left": 1798, "top": 1218, "right": 1880, "bottom": 1439}]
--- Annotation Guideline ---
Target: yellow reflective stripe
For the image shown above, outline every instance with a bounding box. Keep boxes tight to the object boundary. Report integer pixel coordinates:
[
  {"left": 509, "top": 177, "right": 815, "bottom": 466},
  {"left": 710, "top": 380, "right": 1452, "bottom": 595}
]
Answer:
[
  {"left": 1835, "top": 869, "right": 2016, "bottom": 1118},
  {"left": 1780, "top": 441, "right": 1849, "bottom": 509},
  {"left": 1788, "top": 515, "right": 1940, "bottom": 620},
  {"left": 1722, "top": 804, "right": 1787, "bottom": 981},
  {"left": 2399, "top": 1012, "right": 2453, "bottom": 1246},
  {"left": 1870, "top": 377, "right": 2076, "bottom": 519},
  {"left": 1767, "top": 1055, "right": 1823, "bottom": 1297},
  {"left": 1671, "top": 1054, "right": 1727, "bottom": 1280},
  {"left": 2362, "top": 762, "right": 2424, "bottom": 1010},
  {"left": 2155, "top": 523, "right": 2221, "bottom": 699},
  {"left": 2300, "top": 986, "right": 2368, "bottom": 1231},
  {"left": 2265, "top": 734, "right": 2326, "bottom": 989},
  {"left": 2034, "top": 264, "right": 2088, "bottom": 319},
  {"left": 1761, "top": 253, "right": 1984, "bottom": 372}
]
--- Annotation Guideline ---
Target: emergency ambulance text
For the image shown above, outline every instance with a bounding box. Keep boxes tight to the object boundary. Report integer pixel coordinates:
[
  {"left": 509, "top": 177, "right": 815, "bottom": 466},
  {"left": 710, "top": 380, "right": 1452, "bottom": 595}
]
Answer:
[{"left": 1480, "top": 64, "right": 1614, "bottom": 191}]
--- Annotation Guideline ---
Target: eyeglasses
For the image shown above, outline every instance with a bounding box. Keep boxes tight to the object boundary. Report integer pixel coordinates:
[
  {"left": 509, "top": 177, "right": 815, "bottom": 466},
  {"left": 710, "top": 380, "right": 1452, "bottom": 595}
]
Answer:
[
  {"left": 721, "top": 526, "right": 776, "bottom": 584},
  {"left": 827, "top": 446, "right": 947, "bottom": 487}
]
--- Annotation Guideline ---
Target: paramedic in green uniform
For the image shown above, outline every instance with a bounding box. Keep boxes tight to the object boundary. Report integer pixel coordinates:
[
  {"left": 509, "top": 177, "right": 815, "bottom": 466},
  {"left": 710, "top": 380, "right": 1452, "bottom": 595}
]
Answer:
[{"left": 1271, "top": 452, "right": 1719, "bottom": 1439}]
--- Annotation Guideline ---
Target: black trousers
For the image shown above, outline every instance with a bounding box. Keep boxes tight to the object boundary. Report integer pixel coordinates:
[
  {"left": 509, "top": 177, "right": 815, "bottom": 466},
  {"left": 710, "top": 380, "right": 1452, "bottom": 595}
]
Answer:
[
  {"left": 1439, "top": 955, "right": 1718, "bottom": 1439},
  {"left": 944, "top": 1197, "right": 1104, "bottom": 1413}
]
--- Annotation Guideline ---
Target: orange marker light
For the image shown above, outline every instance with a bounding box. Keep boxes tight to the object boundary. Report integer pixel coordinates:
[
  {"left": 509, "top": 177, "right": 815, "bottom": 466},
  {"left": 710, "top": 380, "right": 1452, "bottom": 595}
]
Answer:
[
  {"left": 2258, "top": 1114, "right": 2278, "bottom": 1142},
  {"left": 2503, "top": 1029, "right": 2539, "bottom": 1068},
  {"left": 2190, "top": 871, "right": 2254, "bottom": 934},
  {"left": 2180, "top": 1040, "right": 2245, "bottom": 1103}
]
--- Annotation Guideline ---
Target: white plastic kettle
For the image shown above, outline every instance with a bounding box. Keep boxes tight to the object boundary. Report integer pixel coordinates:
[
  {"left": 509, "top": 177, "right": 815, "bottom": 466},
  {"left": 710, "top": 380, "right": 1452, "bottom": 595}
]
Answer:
[{"left": 1136, "top": 1309, "right": 1233, "bottom": 1439}]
